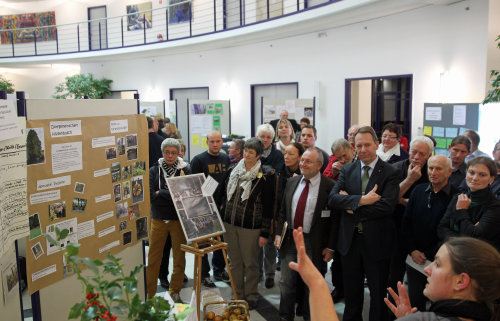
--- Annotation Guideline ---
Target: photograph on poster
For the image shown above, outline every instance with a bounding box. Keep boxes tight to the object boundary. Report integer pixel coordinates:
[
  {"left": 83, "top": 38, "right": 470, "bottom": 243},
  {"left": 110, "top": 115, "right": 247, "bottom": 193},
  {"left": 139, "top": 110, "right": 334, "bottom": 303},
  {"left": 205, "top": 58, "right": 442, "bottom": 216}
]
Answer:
[
  {"left": 123, "top": 231, "right": 132, "bottom": 245},
  {"left": 111, "top": 162, "right": 121, "bottom": 182},
  {"left": 1, "top": 251, "right": 19, "bottom": 304},
  {"left": 168, "top": 0, "right": 191, "bottom": 24},
  {"left": 122, "top": 165, "right": 132, "bottom": 179},
  {"left": 119, "top": 221, "right": 127, "bottom": 231},
  {"left": 113, "top": 183, "right": 122, "bottom": 202},
  {"left": 126, "top": 134, "right": 138, "bottom": 147},
  {"left": 26, "top": 128, "right": 45, "bottom": 165},
  {"left": 136, "top": 217, "right": 148, "bottom": 240},
  {"left": 117, "top": 137, "right": 125, "bottom": 155},
  {"left": 48, "top": 201, "right": 66, "bottom": 221},
  {"left": 191, "top": 104, "right": 206, "bottom": 114},
  {"left": 127, "top": 147, "right": 138, "bottom": 161},
  {"left": 116, "top": 202, "right": 128, "bottom": 219},
  {"left": 128, "top": 204, "right": 140, "bottom": 220},
  {"left": 63, "top": 255, "right": 75, "bottom": 277},
  {"left": 166, "top": 174, "right": 225, "bottom": 242},
  {"left": 123, "top": 181, "right": 131, "bottom": 199},
  {"left": 132, "top": 175, "right": 144, "bottom": 203},
  {"left": 133, "top": 161, "right": 146, "bottom": 176},
  {"left": 74, "top": 182, "right": 85, "bottom": 194},
  {"left": 29, "top": 213, "right": 42, "bottom": 240},
  {"left": 105, "top": 147, "right": 117, "bottom": 160},
  {"left": 72, "top": 197, "right": 87, "bottom": 213},
  {"left": 126, "top": 2, "right": 152, "bottom": 31},
  {"left": 215, "top": 104, "right": 223, "bottom": 114},
  {"left": 31, "top": 242, "right": 44, "bottom": 259},
  {"left": 304, "top": 107, "right": 313, "bottom": 117},
  {"left": 46, "top": 218, "right": 78, "bottom": 255}
]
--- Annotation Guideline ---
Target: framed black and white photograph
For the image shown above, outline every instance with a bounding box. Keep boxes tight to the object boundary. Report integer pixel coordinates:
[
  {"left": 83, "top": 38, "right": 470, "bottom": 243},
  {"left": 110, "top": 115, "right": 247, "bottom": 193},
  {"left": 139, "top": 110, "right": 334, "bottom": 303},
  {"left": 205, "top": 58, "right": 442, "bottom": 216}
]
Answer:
[{"left": 166, "top": 173, "right": 225, "bottom": 242}]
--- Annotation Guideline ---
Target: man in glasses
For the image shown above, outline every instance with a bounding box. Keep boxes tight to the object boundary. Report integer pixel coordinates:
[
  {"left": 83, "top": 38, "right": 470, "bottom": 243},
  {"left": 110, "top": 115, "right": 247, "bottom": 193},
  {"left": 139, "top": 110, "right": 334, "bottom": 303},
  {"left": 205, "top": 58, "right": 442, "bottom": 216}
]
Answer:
[{"left": 400, "top": 154, "right": 458, "bottom": 311}]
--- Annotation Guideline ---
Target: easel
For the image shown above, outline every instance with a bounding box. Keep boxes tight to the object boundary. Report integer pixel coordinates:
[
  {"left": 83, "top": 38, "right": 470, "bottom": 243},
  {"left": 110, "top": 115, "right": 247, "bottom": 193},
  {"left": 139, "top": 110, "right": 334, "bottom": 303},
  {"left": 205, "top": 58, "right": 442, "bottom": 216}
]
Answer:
[{"left": 181, "top": 234, "right": 237, "bottom": 320}]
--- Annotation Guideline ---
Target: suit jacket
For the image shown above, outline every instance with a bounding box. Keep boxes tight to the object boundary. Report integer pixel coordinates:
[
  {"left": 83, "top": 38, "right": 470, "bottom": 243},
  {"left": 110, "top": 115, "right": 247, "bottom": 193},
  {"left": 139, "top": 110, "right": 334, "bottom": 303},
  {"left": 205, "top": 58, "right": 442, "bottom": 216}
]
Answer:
[
  {"left": 278, "top": 174, "right": 336, "bottom": 270},
  {"left": 328, "top": 158, "right": 400, "bottom": 260},
  {"left": 269, "top": 118, "right": 301, "bottom": 133}
]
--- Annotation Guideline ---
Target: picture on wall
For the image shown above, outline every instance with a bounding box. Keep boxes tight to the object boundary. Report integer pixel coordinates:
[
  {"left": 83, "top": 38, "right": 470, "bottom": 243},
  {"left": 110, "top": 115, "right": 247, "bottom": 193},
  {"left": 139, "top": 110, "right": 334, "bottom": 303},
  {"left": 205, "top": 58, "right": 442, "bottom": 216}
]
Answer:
[
  {"left": 166, "top": 173, "right": 225, "bottom": 242},
  {"left": 126, "top": 2, "right": 152, "bottom": 31},
  {"left": 168, "top": 0, "right": 191, "bottom": 24},
  {"left": 0, "top": 11, "right": 56, "bottom": 44}
]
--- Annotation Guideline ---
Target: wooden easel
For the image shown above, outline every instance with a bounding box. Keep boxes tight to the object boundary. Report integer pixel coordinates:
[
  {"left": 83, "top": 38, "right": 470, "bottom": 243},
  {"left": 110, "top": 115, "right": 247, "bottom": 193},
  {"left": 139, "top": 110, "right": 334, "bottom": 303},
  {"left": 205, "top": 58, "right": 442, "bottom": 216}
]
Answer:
[{"left": 181, "top": 234, "right": 237, "bottom": 320}]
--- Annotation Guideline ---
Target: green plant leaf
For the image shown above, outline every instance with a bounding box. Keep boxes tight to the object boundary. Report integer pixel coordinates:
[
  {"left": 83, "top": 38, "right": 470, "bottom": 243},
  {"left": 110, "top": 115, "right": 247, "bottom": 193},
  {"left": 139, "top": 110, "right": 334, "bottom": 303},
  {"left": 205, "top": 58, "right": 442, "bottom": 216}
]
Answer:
[
  {"left": 123, "top": 276, "right": 138, "bottom": 293},
  {"left": 43, "top": 233, "right": 58, "bottom": 246},
  {"left": 106, "top": 286, "right": 122, "bottom": 300},
  {"left": 83, "top": 258, "right": 98, "bottom": 274},
  {"left": 68, "top": 302, "right": 85, "bottom": 319},
  {"left": 83, "top": 305, "right": 97, "bottom": 319},
  {"left": 66, "top": 243, "right": 80, "bottom": 256},
  {"left": 110, "top": 301, "right": 129, "bottom": 316},
  {"left": 59, "top": 228, "right": 69, "bottom": 240}
]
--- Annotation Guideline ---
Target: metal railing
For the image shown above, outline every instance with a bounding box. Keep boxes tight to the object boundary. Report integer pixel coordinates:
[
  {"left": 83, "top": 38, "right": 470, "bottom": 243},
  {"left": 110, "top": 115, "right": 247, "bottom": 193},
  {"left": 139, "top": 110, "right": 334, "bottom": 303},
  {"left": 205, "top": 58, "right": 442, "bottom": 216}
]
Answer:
[{"left": 0, "top": 0, "right": 340, "bottom": 59}]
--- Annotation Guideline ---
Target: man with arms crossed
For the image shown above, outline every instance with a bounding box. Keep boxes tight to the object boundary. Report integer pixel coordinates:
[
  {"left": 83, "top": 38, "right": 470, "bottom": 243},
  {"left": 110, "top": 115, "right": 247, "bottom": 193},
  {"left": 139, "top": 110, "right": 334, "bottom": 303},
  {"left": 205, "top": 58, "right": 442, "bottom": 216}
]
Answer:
[{"left": 328, "top": 126, "right": 399, "bottom": 321}]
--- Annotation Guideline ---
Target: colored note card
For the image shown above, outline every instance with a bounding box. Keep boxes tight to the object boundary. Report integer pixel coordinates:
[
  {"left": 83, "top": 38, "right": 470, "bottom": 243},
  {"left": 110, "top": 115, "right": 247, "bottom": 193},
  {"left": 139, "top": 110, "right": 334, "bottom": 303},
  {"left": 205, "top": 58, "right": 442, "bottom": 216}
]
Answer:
[
  {"left": 459, "top": 127, "right": 469, "bottom": 135},
  {"left": 423, "top": 126, "right": 433, "bottom": 136},
  {"left": 433, "top": 127, "right": 445, "bottom": 137},
  {"left": 202, "top": 137, "right": 208, "bottom": 148},
  {"left": 191, "top": 134, "right": 200, "bottom": 146},
  {"left": 445, "top": 127, "right": 458, "bottom": 138},
  {"left": 215, "top": 104, "right": 223, "bottom": 114},
  {"left": 435, "top": 138, "right": 447, "bottom": 149}
]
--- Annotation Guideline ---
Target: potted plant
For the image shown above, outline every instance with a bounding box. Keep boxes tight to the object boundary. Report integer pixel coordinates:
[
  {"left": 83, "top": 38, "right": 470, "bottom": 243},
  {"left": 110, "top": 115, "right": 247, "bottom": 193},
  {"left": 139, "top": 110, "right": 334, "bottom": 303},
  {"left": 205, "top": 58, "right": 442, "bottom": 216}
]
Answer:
[
  {"left": 45, "top": 227, "right": 192, "bottom": 321},
  {"left": 53, "top": 73, "right": 113, "bottom": 99},
  {"left": 0, "top": 74, "right": 15, "bottom": 93},
  {"left": 483, "top": 35, "right": 500, "bottom": 104}
]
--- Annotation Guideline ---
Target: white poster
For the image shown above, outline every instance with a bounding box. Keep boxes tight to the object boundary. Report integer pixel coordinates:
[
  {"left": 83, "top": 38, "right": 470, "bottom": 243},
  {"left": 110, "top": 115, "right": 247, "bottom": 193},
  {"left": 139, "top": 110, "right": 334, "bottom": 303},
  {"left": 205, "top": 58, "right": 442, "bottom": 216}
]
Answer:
[
  {"left": 31, "top": 264, "right": 56, "bottom": 282},
  {"left": 453, "top": 105, "right": 467, "bottom": 125},
  {"left": 92, "top": 136, "right": 115, "bottom": 148},
  {"left": 51, "top": 142, "right": 83, "bottom": 175},
  {"left": 0, "top": 100, "right": 22, "bottom": 142},
  {"left": 0, "top": 117, "right": 29, "bottom": 257},
  {"left": 30, "top": 190, "right": 60, "bottom": 205},
  {"left": 110, "top": 120, "right": 129, "bottom": 134},
  {"left": 1, "top": 246, "right": 19, "bottom": 304},
  {"left": 49, "top": 120, "right": 82, "bottom": 138},
  {"left": 37, "top": 175, "right": 71, "bottom": 191},
  {"left": 77, "top": 220, "right": 95, "bottom": 240},
  {"left": 191, "top": 115, "right": 213, "bottom": 135},
  {"left": 425, "top": 106, "right": 442, "bottom": 121}
]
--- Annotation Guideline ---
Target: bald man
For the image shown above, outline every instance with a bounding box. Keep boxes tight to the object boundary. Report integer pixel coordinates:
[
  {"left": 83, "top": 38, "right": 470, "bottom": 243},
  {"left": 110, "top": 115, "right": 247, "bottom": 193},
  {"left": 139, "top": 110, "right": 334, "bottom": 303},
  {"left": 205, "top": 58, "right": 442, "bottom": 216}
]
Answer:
[
  {"left": 401, "top": 155, "right": 458, "bottom": 311},
  {"left": 269, "top": 110, "right": 301, "bottom": 133}
]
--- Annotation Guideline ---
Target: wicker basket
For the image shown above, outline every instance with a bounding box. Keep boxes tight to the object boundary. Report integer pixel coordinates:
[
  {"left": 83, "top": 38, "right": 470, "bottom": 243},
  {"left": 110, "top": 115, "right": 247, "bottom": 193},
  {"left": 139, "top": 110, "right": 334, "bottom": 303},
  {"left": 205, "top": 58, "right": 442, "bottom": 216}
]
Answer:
[{"left": 203, "top": 300, "right": 250, "bottom": 321}]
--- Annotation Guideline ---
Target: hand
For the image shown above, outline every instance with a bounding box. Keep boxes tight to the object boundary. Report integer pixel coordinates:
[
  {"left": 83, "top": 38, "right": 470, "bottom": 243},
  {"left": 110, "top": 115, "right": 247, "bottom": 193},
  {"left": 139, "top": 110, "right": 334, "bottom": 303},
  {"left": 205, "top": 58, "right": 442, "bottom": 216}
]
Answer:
[
  {"left": 322, "top": 248, "right": 334, "bottom": 262},
  {"left": 410, "top": 250, "right": 426, "bottom": 265},
  {"left": 456, "top": 193, "right": 471, "bottom": 210},
  {"left": 289, "top": 227, "right": 321, "bottom": 287},
  {"left": 331, "top": 161, "right": 342, "bottom": 175},
  {"left": 155, "top": 191, "right": 159, "bottom": 195},
  {"left": 274, "top": 235, "right": 282, "bottom": 248},
  {"left": 398, "top": 198, "right": 409, "bottom": 206},
  {"left": 384, "top": 281, "right": 418, "bottom": 318},
  {"left": 258, "top": 236, "right": 268, "bottom": 247},
  {"left": 339, "top": 190, "right": 349, "bottom": 195},
  {"left": 359, "top": 185, "right": 381, "bottom": 205},
  {"left": 407, "top": 163, "right": 422, "bottom": 183}
]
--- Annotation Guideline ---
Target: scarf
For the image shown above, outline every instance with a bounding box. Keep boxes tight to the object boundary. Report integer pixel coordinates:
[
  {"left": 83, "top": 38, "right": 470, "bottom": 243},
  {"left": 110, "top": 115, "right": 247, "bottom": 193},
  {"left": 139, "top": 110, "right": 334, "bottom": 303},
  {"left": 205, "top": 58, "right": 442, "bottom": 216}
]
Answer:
[
  {"left": 262, "top": 146, "right": 272, "bottom": 159},
  {"left": 377, "top": 143, "right": 401, "bottom": 162},
  {"left": 226, "top": 159, "right": 262, "bottom": 202},
  {"left": 276, "top": 139, "right": 295, "bottom": 153},
  {"left": 429, "top": 299, "right": 491, "bottom": 321},
  {"left": 158, "top": 157, "right": 186, "bottom": 187}
]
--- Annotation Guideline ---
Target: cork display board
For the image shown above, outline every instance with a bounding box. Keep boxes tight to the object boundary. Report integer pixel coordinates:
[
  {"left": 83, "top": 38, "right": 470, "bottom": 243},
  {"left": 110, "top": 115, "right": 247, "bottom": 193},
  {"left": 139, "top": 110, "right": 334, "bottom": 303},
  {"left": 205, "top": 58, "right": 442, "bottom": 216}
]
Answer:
[{"left": 25, "top": 114, "right": 150, "bottom": 294}]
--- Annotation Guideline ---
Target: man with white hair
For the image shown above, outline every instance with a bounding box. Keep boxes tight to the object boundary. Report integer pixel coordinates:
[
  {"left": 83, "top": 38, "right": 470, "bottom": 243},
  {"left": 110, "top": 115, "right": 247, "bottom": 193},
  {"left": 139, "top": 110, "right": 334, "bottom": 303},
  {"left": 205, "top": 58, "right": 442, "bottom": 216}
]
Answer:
[
  {"left": 389, "top": 135, "right": 434, "bottom": 300},
  {"left": 401, "top": 154, "right": 458, "bottom": 311},
  {"left": 269, "top": 109, "right": 301, "bottom": 133}
]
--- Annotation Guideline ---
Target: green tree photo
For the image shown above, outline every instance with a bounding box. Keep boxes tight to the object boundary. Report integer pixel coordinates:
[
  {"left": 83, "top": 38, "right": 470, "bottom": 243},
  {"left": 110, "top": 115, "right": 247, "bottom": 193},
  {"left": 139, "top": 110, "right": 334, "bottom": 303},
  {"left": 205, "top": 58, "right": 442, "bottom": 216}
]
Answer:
[
  {"left": 53, "top": 73, "right": 113, "bottom": 99},
  {"left": 26, "top": 129, "right": 45, "bottom": 165}
]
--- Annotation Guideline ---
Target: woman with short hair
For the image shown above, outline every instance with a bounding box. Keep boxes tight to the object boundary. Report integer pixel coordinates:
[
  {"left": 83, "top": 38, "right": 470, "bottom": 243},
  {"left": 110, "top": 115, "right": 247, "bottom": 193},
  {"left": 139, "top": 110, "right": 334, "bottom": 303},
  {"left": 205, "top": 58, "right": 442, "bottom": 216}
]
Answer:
[{"left": 376, "top": 123, "right": 409, "bottom": 164}]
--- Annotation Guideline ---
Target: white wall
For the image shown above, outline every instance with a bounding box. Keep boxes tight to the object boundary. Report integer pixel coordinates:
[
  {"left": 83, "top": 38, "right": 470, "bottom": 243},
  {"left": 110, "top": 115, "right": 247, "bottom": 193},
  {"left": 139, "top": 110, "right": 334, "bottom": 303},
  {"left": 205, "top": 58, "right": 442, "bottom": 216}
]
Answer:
[{"left": 78, "top": 0, "right": 490, "bottom": 151}]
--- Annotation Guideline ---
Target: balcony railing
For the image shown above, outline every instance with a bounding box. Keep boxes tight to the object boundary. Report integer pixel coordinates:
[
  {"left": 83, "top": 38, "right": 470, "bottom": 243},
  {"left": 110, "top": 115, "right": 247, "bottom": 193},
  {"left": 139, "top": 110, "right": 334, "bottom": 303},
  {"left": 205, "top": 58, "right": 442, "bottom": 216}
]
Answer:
[{"left": 0, "top": 0, "right": 340, "bottom": 58}]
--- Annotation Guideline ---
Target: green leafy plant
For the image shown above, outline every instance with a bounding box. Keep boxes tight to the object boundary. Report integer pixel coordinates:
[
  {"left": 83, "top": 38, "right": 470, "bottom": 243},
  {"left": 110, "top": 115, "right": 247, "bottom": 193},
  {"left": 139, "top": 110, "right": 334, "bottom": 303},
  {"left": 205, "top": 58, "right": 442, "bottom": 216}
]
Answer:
[
  {"left": 0, "top": 74, "right": 15, "bottom": 93},
  {"left": 53, "top": 73, "right": 113, "bottom": 99},
  {"left": 44, "top": 227, "right": 188, "bottom": 321},
  {"left": 483, "top": 35, "right": 500, "bottom": 104}
]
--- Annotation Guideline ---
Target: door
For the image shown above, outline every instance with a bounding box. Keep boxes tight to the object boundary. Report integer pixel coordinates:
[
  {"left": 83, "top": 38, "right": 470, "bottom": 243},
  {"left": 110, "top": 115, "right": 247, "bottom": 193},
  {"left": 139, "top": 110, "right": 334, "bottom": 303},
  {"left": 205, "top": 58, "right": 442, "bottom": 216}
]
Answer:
[
  {"left": 251, "top": 82, "right": 298, "bottom": 136},
  {"left": 170, "top": 87, "right": 209, "bottom": 160},
  {"left": 88, "top": 6, "right": 107, "bottom": 50}
]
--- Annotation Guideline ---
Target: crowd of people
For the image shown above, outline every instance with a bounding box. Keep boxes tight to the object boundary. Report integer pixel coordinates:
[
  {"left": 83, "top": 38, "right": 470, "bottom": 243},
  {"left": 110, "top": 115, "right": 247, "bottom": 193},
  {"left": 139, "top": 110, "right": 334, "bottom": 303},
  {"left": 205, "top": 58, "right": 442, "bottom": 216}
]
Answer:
[{"left": 145, "top": 113, "right": 500, "bottom": 321}]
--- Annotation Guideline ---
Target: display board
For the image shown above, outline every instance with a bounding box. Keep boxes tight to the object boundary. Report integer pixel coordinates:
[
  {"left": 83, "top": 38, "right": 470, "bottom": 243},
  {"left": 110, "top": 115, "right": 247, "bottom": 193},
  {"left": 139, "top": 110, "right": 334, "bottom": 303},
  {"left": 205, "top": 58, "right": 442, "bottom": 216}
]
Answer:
[
  {"left": 423, "top": 103, "right": 479, "bottom": 156},
  {"left": 188, "top": 99, "right": 230, "bottom": 160},
  {"left": 140, "top": 100, "right": 165, "bottom": 119},
  {"left": 24, "top": 100, "right": 150, "bottom": 295},
  {"left": 261, "top": 98, "right": 315, "bottom": 127}
]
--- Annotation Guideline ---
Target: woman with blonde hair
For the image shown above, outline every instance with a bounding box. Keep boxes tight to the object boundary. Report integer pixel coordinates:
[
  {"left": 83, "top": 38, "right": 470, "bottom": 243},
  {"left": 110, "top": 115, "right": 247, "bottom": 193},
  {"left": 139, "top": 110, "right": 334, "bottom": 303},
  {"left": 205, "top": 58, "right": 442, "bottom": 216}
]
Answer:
[
  {"left": 275, "top": 119, "right": 296, "bottom": 154},
  {"left": 165, "top": 122, "right": 181, "bottom": 139}
]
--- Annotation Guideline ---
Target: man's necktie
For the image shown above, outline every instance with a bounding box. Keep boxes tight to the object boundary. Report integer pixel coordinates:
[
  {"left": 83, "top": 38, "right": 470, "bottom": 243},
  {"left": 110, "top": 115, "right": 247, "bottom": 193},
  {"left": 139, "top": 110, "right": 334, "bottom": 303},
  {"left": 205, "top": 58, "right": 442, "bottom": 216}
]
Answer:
[
  {"left": 293, "top": 179, "right": 310, "bottom": 229},
  {"left": 361, "top": 165, "right": 370, "bottom": 195}
]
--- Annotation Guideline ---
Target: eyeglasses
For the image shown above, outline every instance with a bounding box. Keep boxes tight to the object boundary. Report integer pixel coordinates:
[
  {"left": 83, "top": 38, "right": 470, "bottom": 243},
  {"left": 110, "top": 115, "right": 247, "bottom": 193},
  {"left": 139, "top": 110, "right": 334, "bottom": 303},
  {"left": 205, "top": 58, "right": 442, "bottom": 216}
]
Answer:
[
  {"left": 381, "top": 135, "right": 398, "bottom": 139},
  {"left": 162, "top": 151, "right": 178, "bottom": 156}
]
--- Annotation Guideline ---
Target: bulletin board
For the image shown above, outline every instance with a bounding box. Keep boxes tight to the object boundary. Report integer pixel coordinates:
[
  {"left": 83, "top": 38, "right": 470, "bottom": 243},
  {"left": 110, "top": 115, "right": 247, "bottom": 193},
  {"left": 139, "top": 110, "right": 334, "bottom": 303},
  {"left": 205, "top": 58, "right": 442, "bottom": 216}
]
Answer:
[
  {"left": 24, "top": 99, "right": 150, "bottom": 295},
  {"left": 422, "top": 103, "right": 479, "bottom": 156},
  {"left": 140, "top": 100, "right": 166, "bottom": 119},
  {"left": 188, "top": 99, "right": 230, "bottom": 160},
  {"left": 261, "top": 98, "right": 315, "bottom": 126}
]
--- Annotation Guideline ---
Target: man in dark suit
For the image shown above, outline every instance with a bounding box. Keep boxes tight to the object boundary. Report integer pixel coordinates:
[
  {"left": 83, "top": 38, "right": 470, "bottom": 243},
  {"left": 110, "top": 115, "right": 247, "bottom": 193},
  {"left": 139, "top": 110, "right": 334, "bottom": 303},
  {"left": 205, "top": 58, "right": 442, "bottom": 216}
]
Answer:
[
  {"left": 328, "top": 126, "right": 399, "bottom": 321},
  {"left": 275, "top": 147, "right": 336, "bottom": 321},
  {"left": 148, "top": 116, "right": 165, "bottom": 167},
  {"left": 269, "top": 109, "right": 301, "bottom": 133}
]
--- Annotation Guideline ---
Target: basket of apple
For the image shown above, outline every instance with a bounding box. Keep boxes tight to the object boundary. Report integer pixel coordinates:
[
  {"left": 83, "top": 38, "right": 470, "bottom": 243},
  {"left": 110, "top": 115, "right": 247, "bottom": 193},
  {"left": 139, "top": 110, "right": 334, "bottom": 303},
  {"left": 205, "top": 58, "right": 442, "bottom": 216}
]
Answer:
[{"left": 204, "top": 300, "right": 250, "bottom": 321}]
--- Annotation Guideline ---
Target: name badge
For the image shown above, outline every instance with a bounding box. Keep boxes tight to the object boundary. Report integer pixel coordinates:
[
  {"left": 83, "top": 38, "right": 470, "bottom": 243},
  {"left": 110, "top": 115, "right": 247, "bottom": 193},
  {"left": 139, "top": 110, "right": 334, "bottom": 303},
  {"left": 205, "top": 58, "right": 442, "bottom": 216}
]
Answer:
[{"left": 321, "top": 210, "right": 330, "bottom": 218}]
